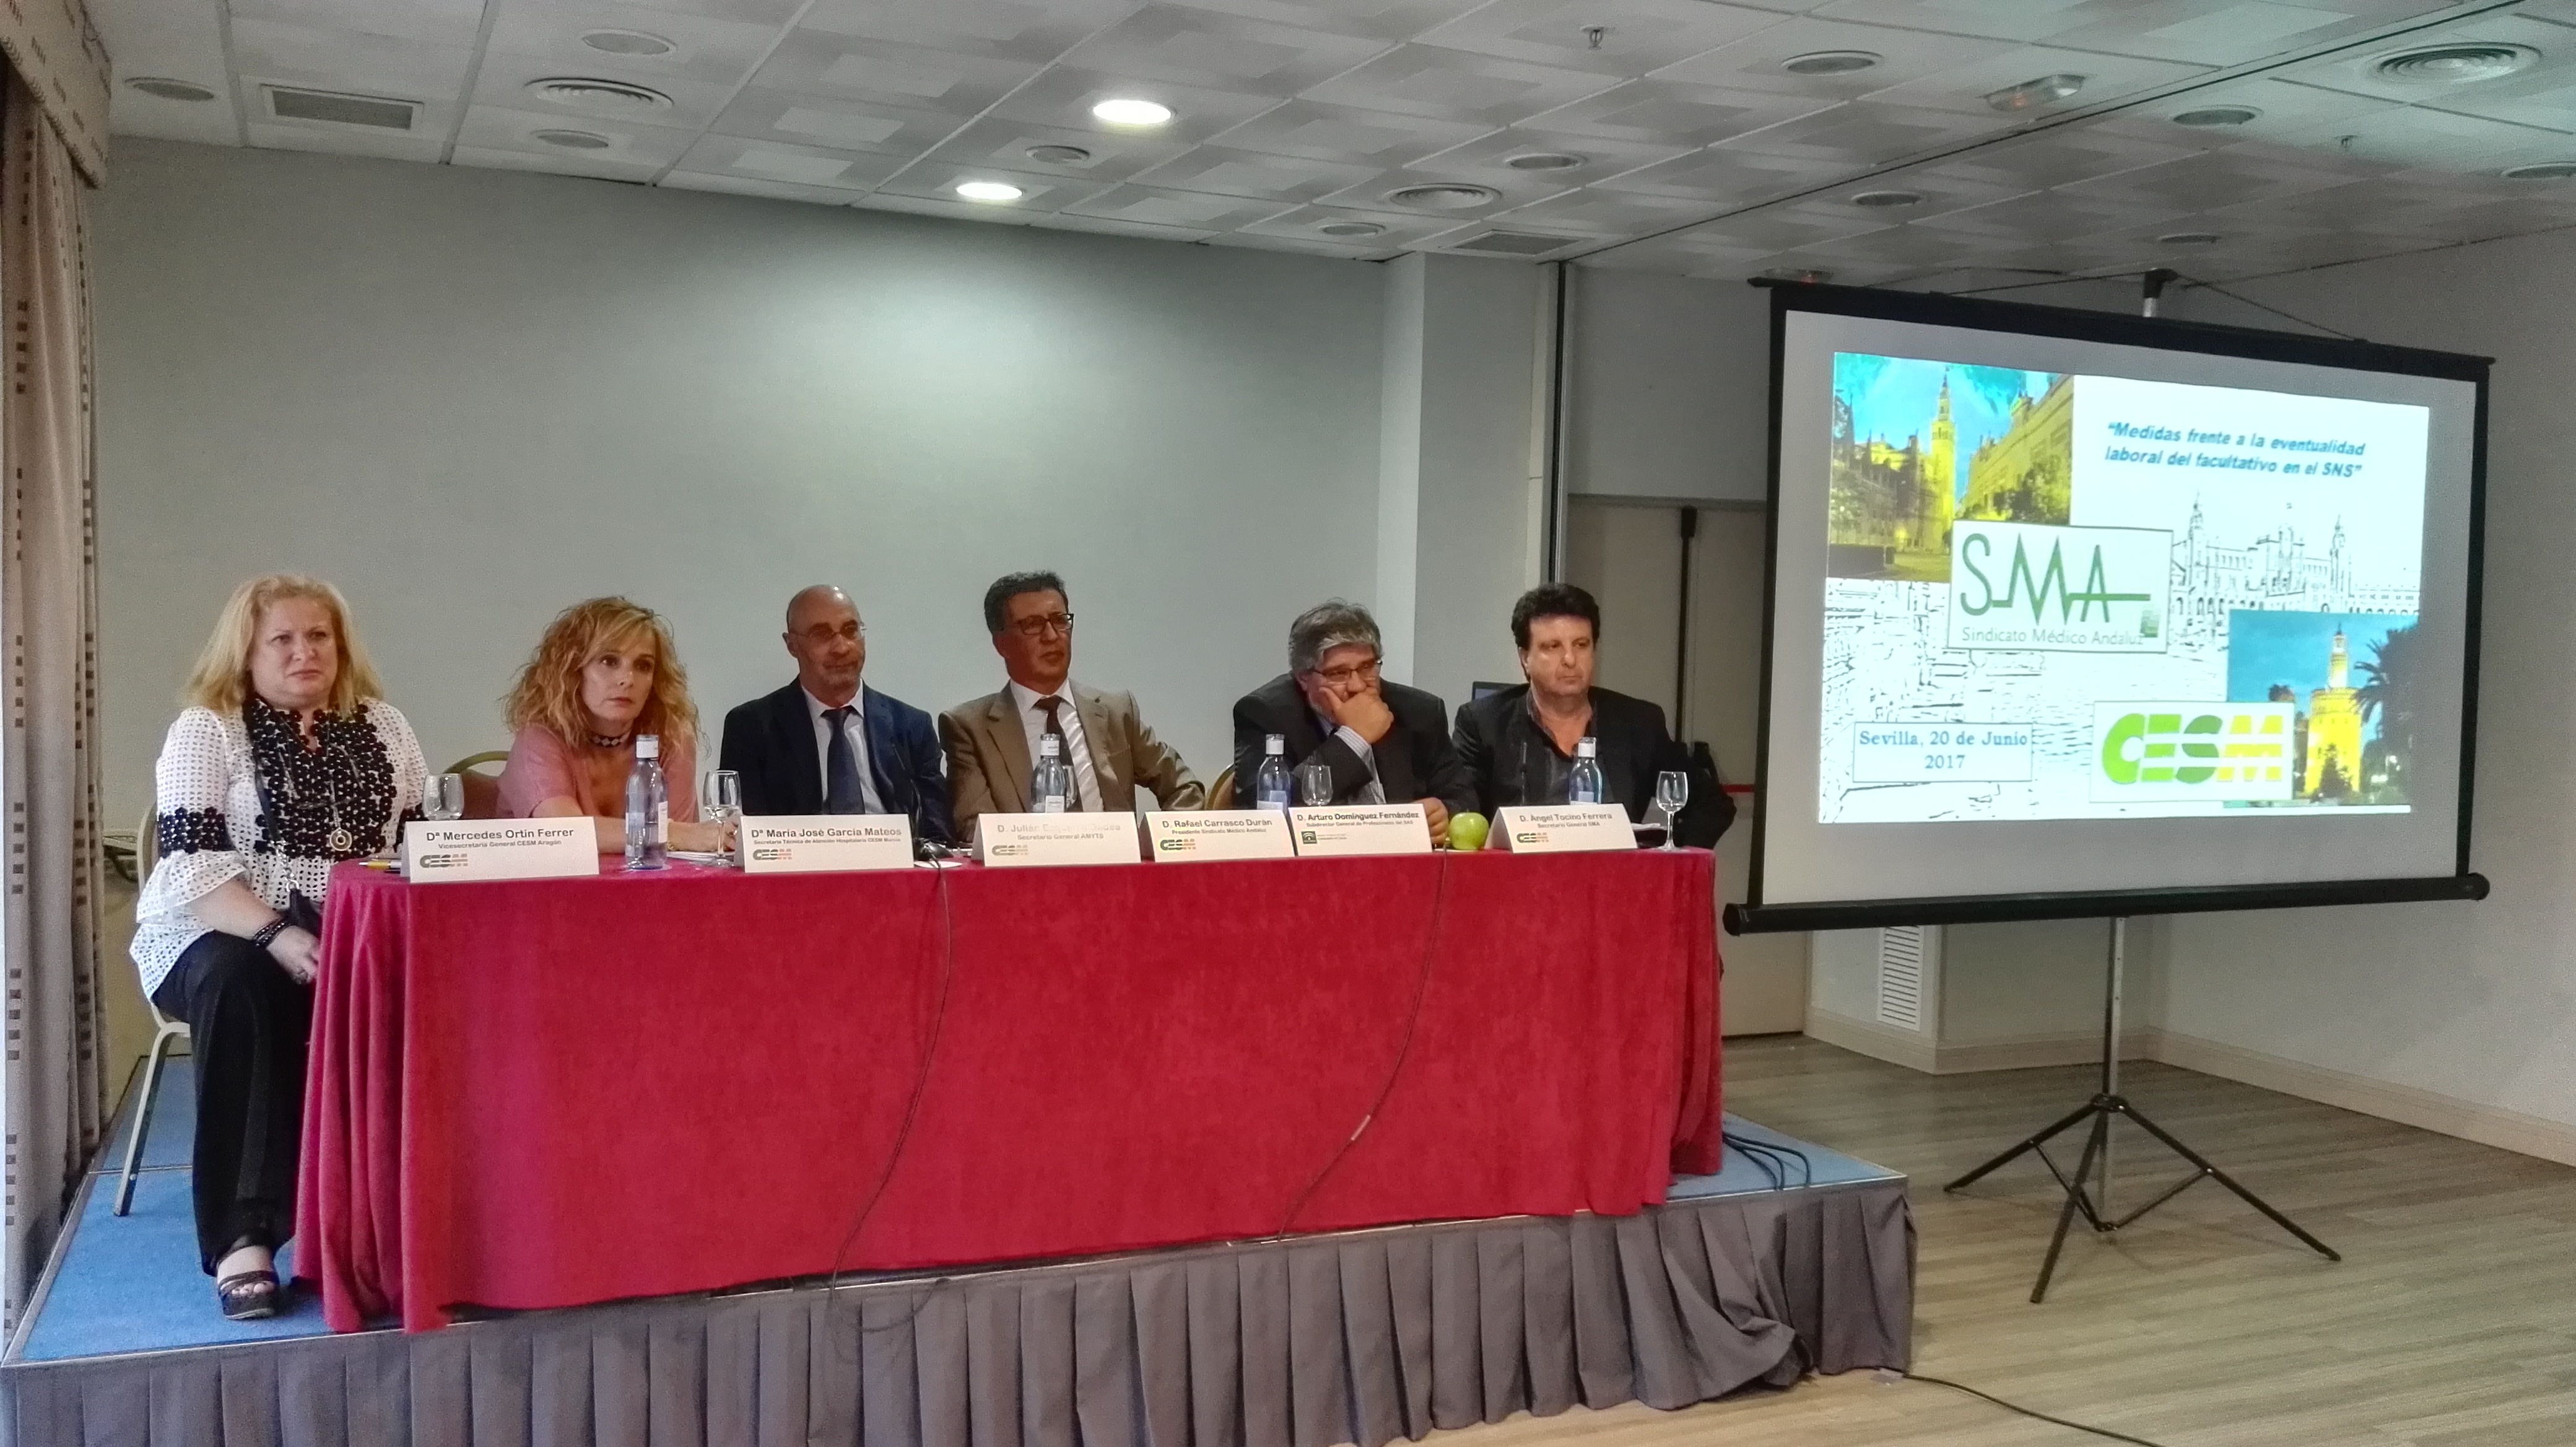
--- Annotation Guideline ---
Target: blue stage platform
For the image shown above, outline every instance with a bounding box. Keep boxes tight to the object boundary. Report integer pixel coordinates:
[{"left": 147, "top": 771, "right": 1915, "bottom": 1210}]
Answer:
[{"left": 3, "top": 1064, "right": 1913, "bottom": 1447}]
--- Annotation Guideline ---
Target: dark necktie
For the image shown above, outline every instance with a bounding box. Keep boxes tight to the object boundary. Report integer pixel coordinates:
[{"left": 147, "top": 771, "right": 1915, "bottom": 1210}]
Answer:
[
  {"left": 825, "top": 706, "right": 863, "bottom": 814},
  {"left": 1037, "top": 696, "right": 1080, "bottom": 811}
]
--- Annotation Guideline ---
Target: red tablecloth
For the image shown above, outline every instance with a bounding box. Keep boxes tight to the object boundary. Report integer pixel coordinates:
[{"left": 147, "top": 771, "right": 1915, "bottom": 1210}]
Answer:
[{"left": 296, "top": 850, "right": 1721, "bottom": 1332}]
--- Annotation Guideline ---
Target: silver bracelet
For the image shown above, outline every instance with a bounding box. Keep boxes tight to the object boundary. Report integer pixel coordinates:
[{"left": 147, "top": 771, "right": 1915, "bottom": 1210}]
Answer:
[{"left": 249, "top": 916, "right": 289, "bottom": 951}]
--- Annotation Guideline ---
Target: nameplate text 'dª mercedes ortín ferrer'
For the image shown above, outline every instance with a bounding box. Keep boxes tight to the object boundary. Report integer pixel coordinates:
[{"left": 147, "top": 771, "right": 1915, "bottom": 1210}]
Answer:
[
  {"left": 975, "top": 811, "right": 1142, "bottom": 867},
  {"left": 1146, "top": 810, "right": 1296, "bottom": 862},
  {"left": 740, "top": 815, "right": 915, "bottom": 873},
  {"left": 1287, "top": 803, "right": 1434, "bottom": 858},
  {"left": 403, "top": 818, "right": 599, "bottom": 883},
  {"left": 1493, "top": 803, "right": 1635, "bottom": 854}
]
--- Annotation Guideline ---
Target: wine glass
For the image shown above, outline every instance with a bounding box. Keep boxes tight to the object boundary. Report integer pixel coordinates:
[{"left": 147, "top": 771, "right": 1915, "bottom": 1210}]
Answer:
[
  {"left": 421, "top": 772, "right": 464, "bottom": 821},
  {"left": 1295, "top": 758, "right": 1335, "bottom": 807},
  {"left": 702, "top": 769, "right": 744, "bottom": 865},
  {"left": 1654, "top": 771, "right": 1689, "bottom": 850}
]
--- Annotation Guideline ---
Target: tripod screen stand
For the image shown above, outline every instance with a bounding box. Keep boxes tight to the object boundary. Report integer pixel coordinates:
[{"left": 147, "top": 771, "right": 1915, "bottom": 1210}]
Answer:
[{"left": 1943, "top": 917, "right": 2341, "bottom": 1302}]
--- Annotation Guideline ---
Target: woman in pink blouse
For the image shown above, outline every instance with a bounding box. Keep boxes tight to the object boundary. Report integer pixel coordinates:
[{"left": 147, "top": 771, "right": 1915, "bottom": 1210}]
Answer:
[{"left": 499, "top": 597, "right": 727, "bottom": 853}]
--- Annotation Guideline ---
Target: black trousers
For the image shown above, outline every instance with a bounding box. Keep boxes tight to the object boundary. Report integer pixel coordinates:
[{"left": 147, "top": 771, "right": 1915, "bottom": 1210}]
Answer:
[{"left": 150, "top": 930, "right": 313, "bottom": 1275}]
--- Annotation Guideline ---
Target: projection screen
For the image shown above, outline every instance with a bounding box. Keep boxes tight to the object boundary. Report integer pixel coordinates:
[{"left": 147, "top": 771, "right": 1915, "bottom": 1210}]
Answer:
[{"left": 1732, "top": 283, "right": 2488, "bottom": 933}]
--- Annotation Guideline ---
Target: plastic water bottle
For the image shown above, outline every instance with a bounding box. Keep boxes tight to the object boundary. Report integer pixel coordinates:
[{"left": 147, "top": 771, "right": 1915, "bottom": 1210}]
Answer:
[
  {"left": 1032, "top": 734, "right": 1071, "bottom": 813},
  {"left": 1254, "top": 733, "right": 1292, "bottom": 811},
  {"left": 624, "top": 734, "right": 669, "bottom": 870},
  {"left": 1567, "top": 736, "right": 1605, "bottom": 805}
]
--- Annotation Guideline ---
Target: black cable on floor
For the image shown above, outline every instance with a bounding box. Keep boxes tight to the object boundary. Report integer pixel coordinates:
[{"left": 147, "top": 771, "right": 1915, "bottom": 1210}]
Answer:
[{"left": 1896, "top": 1371, "right": 2174, "bottom": 1447}]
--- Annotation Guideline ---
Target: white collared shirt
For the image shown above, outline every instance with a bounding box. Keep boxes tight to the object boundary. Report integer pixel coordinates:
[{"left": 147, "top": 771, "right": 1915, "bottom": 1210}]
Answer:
[
  {"left": 804, "top": 685, "right": 884, "bottom": 813},
  {"left": 1311, "top": 709, "right": 1386, "bottom": 805},
  {"left": 1008, "top": 680, "right": 1101, "bottom": 811}
]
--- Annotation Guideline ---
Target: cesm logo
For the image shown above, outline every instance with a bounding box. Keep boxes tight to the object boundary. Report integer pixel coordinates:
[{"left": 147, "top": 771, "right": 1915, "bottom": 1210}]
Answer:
[
  {"left": 1157, "top": 836, "right": 1194, "bottom": 852},
  {"left": 2089, "top": 701, "right": 2295, "bottom": 802},
  {"left": 1948, "top": 522, "right": 2170, "bottom": 654}
]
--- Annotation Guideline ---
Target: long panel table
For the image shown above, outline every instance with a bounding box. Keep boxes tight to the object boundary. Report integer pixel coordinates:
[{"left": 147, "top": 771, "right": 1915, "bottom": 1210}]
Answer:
[{"left": 296, "top": 849, "right": 1722, "bottom": 1332}]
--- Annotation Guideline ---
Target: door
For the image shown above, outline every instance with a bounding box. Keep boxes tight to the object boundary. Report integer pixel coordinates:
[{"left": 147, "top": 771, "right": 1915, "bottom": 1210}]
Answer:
[{"left": 1564, "top": 498, "right": 1809, "bottom": 1036}]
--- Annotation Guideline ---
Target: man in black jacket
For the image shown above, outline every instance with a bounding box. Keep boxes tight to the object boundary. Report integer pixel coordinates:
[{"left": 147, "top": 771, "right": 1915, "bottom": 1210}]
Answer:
[
  {"left": 1232, "top": 600, "right": 1473, "bottom": 845},
  {"left": 718, "top": 584, "right": 955, "bottom": 846},
  {"left": 1452, "top": 583, "right": 1733, "bottom": 847}
]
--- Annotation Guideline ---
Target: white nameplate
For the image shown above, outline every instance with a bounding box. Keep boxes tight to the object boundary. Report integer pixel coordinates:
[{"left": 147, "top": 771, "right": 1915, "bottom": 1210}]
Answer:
[
  {"left": 1287, "top": 804, "right": 1434, "bottom": 858},
  {"left": 1494, "top": 804, "right": 1637, "bottom": 854},
  {"left": 975, "top": 811, "right": 1141, "bottom": 867},
  {"left": 1146, "top": 810, "right": 1295, "bottom": 862},
  {"left": 402, "top": 818, "right": 599, "bottom": 883},
  {"left": 741, "top": 815, "right": 915, "bottom": 873}
]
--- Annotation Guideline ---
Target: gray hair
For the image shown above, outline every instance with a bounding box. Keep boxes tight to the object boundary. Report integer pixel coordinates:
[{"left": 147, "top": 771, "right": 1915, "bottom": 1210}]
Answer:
[
  {"left": 1288, "top": 600, "right": 1381, "bottom": 675},
  {"left": 982, "top": 570, "right": 1068, "bottom": 635}
]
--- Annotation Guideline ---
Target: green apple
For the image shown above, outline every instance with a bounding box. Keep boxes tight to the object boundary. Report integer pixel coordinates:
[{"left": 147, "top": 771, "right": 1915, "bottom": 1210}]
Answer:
[{"left": 1448, "top": 811, "right": 1489, "bottom": 851}]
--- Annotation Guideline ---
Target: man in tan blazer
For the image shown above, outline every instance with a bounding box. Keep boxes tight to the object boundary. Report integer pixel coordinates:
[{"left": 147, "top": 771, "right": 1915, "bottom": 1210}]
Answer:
[{"left": 941, "top": 570, "right": 1205, "bottom": 837}]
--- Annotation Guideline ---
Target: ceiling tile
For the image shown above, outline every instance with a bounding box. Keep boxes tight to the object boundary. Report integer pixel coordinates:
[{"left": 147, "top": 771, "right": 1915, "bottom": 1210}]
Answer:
[
  {"left": 1412, "top": 0, "right": 1788, "bottom": 79},
  {"left": 230, "top": 0, "right": 483, "bottom": 48},
  {"left": 1855, "top": 43, "right": 2213, "bottom": 117},
  {"left": 1408, "top": 126, "right": 1695, "bottom": 185},
  {"left": 1299, "top": 44, "right": 1622, "bottom": 123},
  {"left": 1721, "top": 100, "right": 2022, "bottom": 164},
  {"left": 755, "top": 30, "right": 1045, "bottom": 113},
  {"left": 1646, "top": 203, "right": 1896, "bottom": 251},
  {"left": 1056, "top": 4, "right": 1393, "bottom": 95},
  {"left": 1650, "top": 17, "right": 2015, "bottom": 98},
  {"left": 1310, "top": 167, "right": 1559, "bottom": 212},
  {"left": 451, "top": 144, "right": 667, "bottom": 183},
  {"left": 1806, "top": 0, "right": 2176, "bottom": 46},
  {"left": 1487, "top": 186, "right": 1730, "bottom": 235},
  {"left": 2044, "top": 0, "right": 2454, "bottom": 68},
  {"left": 474, "top": 49, "right": 743, "bottom": 131},
  {"left": 1154, "top": 0, "right": 1497, "bottom": 43},
  {"left": 1908, "top": 126, "right": 2203, "bottom": 189},
  {"left": 1235, "top": 200, "right": 1492, "bottom": 245},
  {"left": 1206, "top": 99, "right": 1494, "bottom": 164},
  {"left": 243, "top": 120, "right": 445, "bottom": 163},
  {"left": 1519, "top": 78, "right": 1837, "bottom": 145},
  {"left": 984, "top": 66, "right": 1294, "bottom": 142},
  {"left": 853, "top": 192, "right": 1041, "bottom": 224},
  {"left": 453, "top": 102, "right": 703, "bottom": 167},
  {"left": 1588, "top": 144, "right": 1860, "bottom": 204},
  {"left": 2052, "top": 145, "right": 2378, "bottom": 212},
  {"left": 913, "top": 115, "right": 1194, "bottom": 185},
  {"left": 1905, "top": 188, "right": 2188, "bottom": 242},
  {"left": 676, "top": 134, "right": 912, "bottom": 189},
  {"left": 2315, "top": 105, "right": 2576, "bottom": 172},
  {"left": 2263, "top": 12, "right": 2576, "bottom": 106},
  {"left": 666, "top": 170, "right": 906, "bottom": 205},
  {"left": 1060, "top": 181, "right": 1298, "bottom": 227},
  {"left": 1029, "top": 212, "right": 1224, "bottom": 242},
  {"left": 230, "top": 19, "right": 476, "bottom": 94},
  {"left": 627, "top": 0, "right": 809, "bottom": 22},
  {"left": 1772, "top": 167, "right": 2032, "bottom": 220},
  {"left": 1125, "top": 145, "right": 1388, "bottom": 200},
  {"left": 1573, "top": 230, "right": 1775, "bottom": 274},
  {"left": 484, "top": 0, "right": 784, "bottom": 89},
  {"left": 1201, "top": 229, "right": 1392, "bottom": 258},
  {"left": 711, "top": 87, "right": 971, "bottom": 154},
  {"left": 873, "top": 161, "right": 1109, "bottom": 209},
  {"left": 795, "top": 0, "right": 1139, "bottom": 63}
]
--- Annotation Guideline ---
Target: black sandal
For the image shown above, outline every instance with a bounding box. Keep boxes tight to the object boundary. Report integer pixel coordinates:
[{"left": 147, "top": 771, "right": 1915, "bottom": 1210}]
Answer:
[{"left": 216, "top": 1268, "right": 279, "bottom": 1321}]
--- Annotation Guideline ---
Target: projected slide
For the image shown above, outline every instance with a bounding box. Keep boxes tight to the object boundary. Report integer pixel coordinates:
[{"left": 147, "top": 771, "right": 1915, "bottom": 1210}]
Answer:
[{"left": 1820, "top": 352, "right": 2427, "bottom": 824}]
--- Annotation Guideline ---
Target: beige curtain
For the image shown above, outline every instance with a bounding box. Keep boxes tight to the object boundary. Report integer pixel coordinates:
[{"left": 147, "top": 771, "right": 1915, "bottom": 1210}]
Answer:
[{"left": 0, "top": 67, "right": 103, "bottom": 1330}]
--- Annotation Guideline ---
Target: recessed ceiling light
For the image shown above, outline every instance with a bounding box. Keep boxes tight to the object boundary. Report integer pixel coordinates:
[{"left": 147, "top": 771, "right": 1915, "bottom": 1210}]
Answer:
[
  {"left": 1781, "top": 51, "right": 1880, "bottom": 76},
  {"left": 1850, "top": 189, "right": 1923, "bottom": 208},
  {"left": 956, "top": 180, "right": 1025, "bottom": 202},
  {"left": 1762, "top": 267, "right": 1834, "bottom": 284},
  {"left": 1092, "top": 98, "right": 1173, "bottom": 126},
  {"left": 127, "top": 76, "right": 218, "bottom": 103},
  {"left": 2172, "top": 105, "right": 2261, "bottom": 128},
  {"left": 526, "top": 77, "right": 672, "bottom": 113},
  {"left": 2157, "top": 231, "right": 2222, "bottom": 245},
  {"left": 2370, "top": 43, "right": 2536, "bottom": 85},
  {"left": 1985, "top": 73, "right": 2086, "bottom": 112},
  {"left": 580, "top": 29, "right": 676, "bottom": 58},
  {"left": 1504, "top": 151, "right": 1587, "bottom": 171},
  {"left": 1387, "top": 183, "right": 1499, "bottom": 211},
  {"left": 2504, "top": 161, "right": 2576, "bottom": 179},
  {"left": 533, "top": 128, "right": 615, "bottom": 150},
  {"left": 1025, "top": 144, "right": 1092, "bottom": 165},
  {"left": 1318, "top": 221, "right": 1386, "bottom": 237}
]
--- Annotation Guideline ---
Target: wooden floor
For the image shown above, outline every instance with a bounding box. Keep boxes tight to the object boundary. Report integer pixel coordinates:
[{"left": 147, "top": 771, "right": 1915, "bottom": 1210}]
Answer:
[{"left": 1455, "top": 1036, "right": 2576, "bottom": 1447}]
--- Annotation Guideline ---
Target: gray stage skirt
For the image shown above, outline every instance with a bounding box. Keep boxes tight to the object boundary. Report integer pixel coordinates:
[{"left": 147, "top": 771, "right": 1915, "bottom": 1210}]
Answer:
[{"left": 4, "top": 1180, "right": 1912, "bottom": 1447}]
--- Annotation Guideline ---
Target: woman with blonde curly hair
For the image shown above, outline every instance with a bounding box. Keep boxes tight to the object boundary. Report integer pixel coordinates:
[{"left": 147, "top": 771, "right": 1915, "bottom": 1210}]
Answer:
[
  {"left": 139, "top": 574, "right": 427, "bottom": 1319},
  {"left": 498, "top": 597, "right": 726, "bottom": 853}
]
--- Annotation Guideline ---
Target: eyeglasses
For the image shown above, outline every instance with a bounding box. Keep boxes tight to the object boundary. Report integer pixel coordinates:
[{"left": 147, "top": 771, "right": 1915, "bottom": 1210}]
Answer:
[
  {"left": 796, "top": 621, "right": 865, "bottom": 645},
  {"left": 1008, "top": 612, "right": 1075, "bottom": 640},
  {"left": 1310, "top": 658, "right": 1381, "bottom": 687}
]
